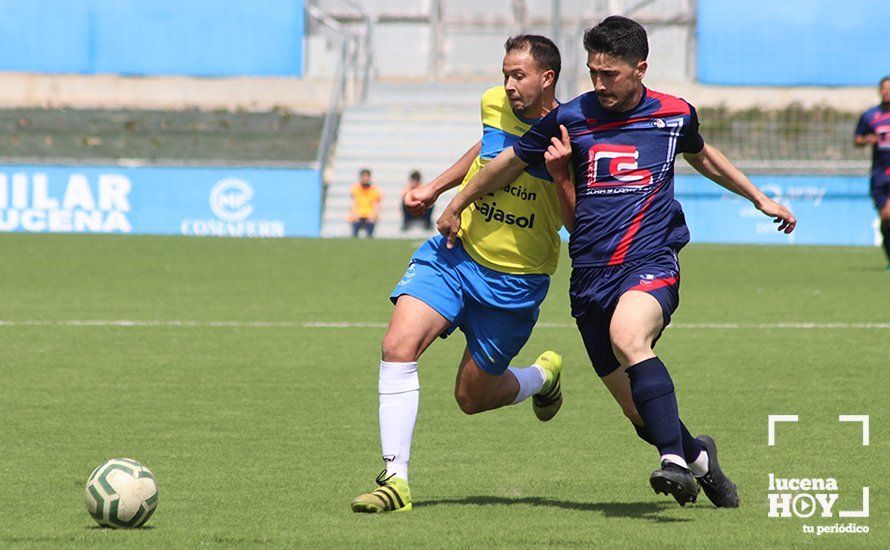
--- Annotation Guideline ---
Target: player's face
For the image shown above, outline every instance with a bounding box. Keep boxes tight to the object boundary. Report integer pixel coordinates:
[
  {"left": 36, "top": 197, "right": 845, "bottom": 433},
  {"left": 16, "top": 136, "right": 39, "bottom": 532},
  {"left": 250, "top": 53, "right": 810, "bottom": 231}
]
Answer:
[
  {"left": 502, "top": 49, "right": 549, "bottom": 117},
  {"left": 587, "top": 52, "right": 647, "bottom": 113},
  {"left": 880, "top": 81, "right": 890, "bottom": 104}
]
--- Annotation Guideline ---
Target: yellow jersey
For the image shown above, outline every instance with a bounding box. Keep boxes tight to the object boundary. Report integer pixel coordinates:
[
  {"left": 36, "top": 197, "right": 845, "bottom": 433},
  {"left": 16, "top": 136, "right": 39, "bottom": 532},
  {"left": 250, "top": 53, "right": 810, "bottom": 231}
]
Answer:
[
  {"left": 458, "top": 86, "right": 562, "bottom": 275},
  {"left": 349, "top": 183, "right": 382, "bottom": 221}
]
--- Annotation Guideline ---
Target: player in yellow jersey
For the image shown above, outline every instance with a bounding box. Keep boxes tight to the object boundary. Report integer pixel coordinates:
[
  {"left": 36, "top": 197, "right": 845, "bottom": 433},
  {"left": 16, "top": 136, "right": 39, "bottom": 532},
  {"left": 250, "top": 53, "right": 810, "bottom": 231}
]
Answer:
[{"left": 351, "top": 35, "right": 574, "bottom": 513}]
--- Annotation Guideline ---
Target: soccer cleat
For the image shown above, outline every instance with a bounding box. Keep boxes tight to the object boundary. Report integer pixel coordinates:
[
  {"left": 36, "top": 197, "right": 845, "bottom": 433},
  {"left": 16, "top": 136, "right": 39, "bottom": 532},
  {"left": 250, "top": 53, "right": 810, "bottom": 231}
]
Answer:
[
  {"left": 532, "top": 351, "right": 563, "bottom": 421},
  {"left": 350, "top": 470, "right": 413, "bottom": 513},
  {"left": 650, "top": 461, "right": 699, "bottom": 506},
  {"left": 695, "top": 435, "right": 740, "bottom": 508}
]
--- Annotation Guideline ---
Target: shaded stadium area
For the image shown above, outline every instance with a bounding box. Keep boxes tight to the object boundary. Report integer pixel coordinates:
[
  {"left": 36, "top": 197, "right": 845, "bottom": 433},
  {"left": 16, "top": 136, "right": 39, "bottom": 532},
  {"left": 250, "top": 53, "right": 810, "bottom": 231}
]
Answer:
[{"left": 0, "top": 108, "right": 324, "bottom": 164}]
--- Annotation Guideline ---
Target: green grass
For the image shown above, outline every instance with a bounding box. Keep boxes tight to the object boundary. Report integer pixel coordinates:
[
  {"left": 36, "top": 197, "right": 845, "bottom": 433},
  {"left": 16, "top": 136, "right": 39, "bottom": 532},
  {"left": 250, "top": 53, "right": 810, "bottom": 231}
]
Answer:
[{"left": 0, "top": 235, "right": 886, "bottom": 548}]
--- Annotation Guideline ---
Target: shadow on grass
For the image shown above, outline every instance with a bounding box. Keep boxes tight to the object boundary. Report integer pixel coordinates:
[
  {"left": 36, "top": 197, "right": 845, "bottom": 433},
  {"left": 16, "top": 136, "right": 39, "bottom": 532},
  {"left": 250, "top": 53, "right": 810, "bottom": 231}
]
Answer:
[
  {"left": 415, "top": 495, "right": 692, "bottom": 523},
  {"left": 85, "top": 525, "right": 156, "bottom": 530},
  {"left": 0, "top": 526, "right": 157, "bottom": 544}
]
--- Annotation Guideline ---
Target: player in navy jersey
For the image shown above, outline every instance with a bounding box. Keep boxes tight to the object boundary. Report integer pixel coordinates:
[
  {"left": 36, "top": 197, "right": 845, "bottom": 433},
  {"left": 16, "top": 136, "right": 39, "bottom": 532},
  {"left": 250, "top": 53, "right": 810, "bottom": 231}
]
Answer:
[
  {"left": 854, "top": 76, "right": 890, "bottom": 269},
  {"left": 437, "top": 16, "right": 796, "bottom": 508}
]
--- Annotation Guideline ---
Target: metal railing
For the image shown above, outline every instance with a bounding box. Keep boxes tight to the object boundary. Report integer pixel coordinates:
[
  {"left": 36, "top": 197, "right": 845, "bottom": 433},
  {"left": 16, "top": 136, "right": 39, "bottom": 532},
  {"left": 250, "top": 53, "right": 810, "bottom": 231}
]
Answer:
[{"left": 307, "top": 1, "right": 373, "bottom": 178}]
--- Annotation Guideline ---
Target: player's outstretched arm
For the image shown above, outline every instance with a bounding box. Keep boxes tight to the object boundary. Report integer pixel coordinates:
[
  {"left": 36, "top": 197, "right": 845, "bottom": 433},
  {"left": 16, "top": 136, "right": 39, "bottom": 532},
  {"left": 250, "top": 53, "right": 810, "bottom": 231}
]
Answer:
[
  {"left": 404, "top": 141, "right": 482, "bottom": 215},
  {"left": 683, "top": 143, "right": 797, "bottom": 234},
  {"left": 436, "top": 147, "right": 528, "bottom": 247},
  {"left": 853, "top": 133, "right": 878, "bottom": 147}
]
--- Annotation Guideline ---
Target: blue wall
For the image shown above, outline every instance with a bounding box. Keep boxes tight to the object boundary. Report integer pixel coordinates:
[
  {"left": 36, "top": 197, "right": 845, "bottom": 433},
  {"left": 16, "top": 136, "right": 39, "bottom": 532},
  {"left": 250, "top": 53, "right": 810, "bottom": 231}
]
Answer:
[
  {"left": 676, "top": 175, "right": 877, "bottom": 246},
  {"left": 697, "top": 0, "right": 889, "bottom": 86},
  {"left": 0, "top": 0, "right": 304, "bottom": 76},
  {"left": 0, "top": 165, "right": 321, "bottom": 238}
]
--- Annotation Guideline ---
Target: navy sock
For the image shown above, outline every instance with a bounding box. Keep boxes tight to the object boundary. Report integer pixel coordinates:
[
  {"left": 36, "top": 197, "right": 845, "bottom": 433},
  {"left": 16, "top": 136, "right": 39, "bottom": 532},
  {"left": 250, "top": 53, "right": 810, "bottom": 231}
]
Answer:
[
  {"left": 680, "top": 421, "right": 705, "bottom": 463},
  {"left": 881, "top": 220, "right": 890, "bottom": 262},
  {"left": 626, "top": 357, "right": 684, "bottom": 460},
  {"left": 632, "top": 420, "right": 703, "bottom": 464},
  {"left": 633, "top": 422, "right": 656, "bottom": 446}
]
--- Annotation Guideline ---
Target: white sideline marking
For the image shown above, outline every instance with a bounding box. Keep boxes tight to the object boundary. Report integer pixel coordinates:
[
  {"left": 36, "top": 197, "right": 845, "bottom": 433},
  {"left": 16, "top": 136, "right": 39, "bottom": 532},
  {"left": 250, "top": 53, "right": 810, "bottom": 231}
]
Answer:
[{"left": 0, "top": 320, "right": 889, "bottom": 329}]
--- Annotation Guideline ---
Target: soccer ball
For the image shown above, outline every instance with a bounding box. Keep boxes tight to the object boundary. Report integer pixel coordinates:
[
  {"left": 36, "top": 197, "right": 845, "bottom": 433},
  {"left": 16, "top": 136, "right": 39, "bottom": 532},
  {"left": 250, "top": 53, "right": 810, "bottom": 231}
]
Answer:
[{"left": 84, "top": 458, "right": 158, "bottom": 528}]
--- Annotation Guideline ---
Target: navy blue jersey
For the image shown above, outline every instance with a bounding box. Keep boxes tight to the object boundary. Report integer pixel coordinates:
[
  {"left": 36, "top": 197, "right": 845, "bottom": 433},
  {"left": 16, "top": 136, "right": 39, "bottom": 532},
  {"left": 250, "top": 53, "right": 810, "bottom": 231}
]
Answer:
[
  {"left": 514, "top": 88, "right": 704, "bottom": 267},
  {"left": 855, "top": 105, "right": 890, "bottom": 184}
]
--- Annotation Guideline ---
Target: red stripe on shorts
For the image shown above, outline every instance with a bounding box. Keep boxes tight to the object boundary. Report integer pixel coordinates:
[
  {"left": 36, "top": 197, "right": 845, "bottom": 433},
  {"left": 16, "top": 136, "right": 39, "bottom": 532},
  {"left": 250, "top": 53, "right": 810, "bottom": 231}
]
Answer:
[{"left": 627, "top": 276, "right": 678, "bottom": 293}]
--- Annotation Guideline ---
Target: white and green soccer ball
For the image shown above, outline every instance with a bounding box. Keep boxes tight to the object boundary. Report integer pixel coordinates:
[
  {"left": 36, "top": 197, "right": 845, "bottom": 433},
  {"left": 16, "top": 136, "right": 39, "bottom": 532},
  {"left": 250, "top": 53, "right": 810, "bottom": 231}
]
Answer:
[{"left": 84, "top": 458, "right": 158, "bottom": 528}]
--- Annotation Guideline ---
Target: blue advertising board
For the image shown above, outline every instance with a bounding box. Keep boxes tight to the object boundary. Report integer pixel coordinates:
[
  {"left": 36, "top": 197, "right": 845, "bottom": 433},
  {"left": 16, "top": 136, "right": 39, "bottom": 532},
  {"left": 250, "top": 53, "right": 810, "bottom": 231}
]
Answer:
[
  {"left": 0, "top": 0, "right": 304, "bottom": 76},
  {"left": 0, "top": 165, "right": 321, "bottom": 238},
  {"left": 676, "top": 175, "right": 878, "bottom": 246}
]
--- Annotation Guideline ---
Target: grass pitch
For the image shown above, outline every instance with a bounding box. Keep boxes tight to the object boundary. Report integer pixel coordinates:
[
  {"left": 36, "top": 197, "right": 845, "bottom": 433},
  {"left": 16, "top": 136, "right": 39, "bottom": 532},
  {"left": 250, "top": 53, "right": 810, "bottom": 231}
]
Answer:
[{"left": 0, "top": 234, "right": 886, "bottom": 548}]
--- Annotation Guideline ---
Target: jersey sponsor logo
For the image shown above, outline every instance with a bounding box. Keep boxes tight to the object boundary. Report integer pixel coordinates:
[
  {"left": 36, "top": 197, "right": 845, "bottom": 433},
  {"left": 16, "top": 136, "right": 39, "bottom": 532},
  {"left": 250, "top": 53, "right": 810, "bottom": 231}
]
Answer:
[
  {"left": 587, "top": 144, "right": 653, "bottom": 188},
  {"left": 474, "top": 200, "right": 535, "bottom": 229},
  {"left": 498, "top": 183, "right": 537, "bottom": 202},
  {"left": 651, "top": 118, "right": 666, "bottom": 128},
  {"left": 876, "top": 125, "right": 890, "bottom": 149}
]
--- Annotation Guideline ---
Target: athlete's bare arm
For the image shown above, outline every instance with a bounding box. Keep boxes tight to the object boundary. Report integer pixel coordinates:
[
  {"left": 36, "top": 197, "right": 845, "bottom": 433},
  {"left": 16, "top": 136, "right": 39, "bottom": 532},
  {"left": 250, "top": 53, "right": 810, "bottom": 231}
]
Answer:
[
  {"left": 437, "top": 147, "right": 528, "bottom": 247},
  {"left": 404, "top": 141, "right": 482, "bottom": 216},
  {"left": 544, "top": 125, "right": 576, "bottom": 232},
  {"left": 854, "top": 133, "right": 878, "bottom": 147},
  {"left": 683, "top": 143, "right": 797, "bottom": 234}
]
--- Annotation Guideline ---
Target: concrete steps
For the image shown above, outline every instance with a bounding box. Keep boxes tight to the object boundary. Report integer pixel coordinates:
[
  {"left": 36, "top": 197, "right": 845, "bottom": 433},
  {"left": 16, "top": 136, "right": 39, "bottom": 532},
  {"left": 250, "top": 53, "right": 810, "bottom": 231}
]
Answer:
[{"left": 322, "top": 82, "right": 488, "bottom": 238}]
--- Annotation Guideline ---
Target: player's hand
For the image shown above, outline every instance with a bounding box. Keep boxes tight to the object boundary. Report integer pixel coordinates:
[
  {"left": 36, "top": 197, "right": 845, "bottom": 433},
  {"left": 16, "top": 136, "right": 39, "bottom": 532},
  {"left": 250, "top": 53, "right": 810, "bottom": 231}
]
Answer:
[
  {"left": 404, "top": 185, "right": 437, "bottom": 216},
  {"left": 436, "top": 206, "right": 462, "bottom": 249},
  {"left": 757, "top": 197, "right": 797, "bottom": 234},
  {"left": 544, "top": 125, "right": 572, "bottom": 182}
]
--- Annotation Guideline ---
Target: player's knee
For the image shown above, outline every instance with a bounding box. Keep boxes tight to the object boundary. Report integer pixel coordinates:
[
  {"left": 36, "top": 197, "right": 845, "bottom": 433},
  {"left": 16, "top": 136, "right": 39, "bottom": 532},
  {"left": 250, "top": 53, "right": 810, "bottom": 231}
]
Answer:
[
  {"left": 380, "top": 331, "right": 421, "bottom": 362},
  {"left": 609, "top": 324, "right": 650, "bottom": 364}
]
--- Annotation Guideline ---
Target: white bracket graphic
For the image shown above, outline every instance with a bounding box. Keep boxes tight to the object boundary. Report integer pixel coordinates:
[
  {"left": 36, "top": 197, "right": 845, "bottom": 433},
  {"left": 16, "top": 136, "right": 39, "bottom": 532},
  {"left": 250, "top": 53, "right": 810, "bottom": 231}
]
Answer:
[
  {"left": 768, "top": 415, "right": 799, "bottom": 446},
  {"left": 838, "top": 415, "right": 870, "bottom": 446},
  {"left": 839, "top": 487, "right": 870, "bottom": 518}
]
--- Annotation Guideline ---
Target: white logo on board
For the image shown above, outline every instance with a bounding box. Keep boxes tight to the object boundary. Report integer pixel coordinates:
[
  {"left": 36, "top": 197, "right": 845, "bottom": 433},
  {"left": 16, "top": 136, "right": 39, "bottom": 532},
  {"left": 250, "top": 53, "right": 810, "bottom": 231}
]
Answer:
[
  {"left": 209, "top": 178, "right": 254, "bottom": 222},
  {"left": 181, "top": 177, "right": 285, "bottom": 238}
]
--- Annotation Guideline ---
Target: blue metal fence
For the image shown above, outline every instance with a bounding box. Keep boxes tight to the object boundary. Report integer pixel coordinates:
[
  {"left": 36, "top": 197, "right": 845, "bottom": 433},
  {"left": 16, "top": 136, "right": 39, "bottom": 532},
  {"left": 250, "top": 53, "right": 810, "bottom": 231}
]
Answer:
[{"left": 0, "top": 0, "right": 304, "bottom": 76}]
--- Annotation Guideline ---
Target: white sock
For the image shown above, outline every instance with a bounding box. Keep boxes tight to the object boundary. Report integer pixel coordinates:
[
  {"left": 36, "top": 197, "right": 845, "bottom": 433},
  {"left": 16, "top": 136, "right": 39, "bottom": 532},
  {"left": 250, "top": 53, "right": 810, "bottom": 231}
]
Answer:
[
  {"left": 507, "top": 364, "right": 546, "bottom": 404},
  {"left": 660, "top": 454, "right": 688, "bottom": 469},
  {"left": 689, "top": 449, "right": 709, "bottom": 477},
  {"left": 378, "top": 361, "right": 419, "bottom": 482}
]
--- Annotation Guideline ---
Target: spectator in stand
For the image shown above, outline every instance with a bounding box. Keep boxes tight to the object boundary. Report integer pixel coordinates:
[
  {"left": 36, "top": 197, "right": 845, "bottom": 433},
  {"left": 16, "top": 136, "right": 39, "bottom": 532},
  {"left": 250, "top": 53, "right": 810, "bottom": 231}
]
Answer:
[
  {"left": 349, "top": 168, "right": 382, "bottom": 238},
  {"left": 401, "top": 170, "right": 434, "bottom": 231}
]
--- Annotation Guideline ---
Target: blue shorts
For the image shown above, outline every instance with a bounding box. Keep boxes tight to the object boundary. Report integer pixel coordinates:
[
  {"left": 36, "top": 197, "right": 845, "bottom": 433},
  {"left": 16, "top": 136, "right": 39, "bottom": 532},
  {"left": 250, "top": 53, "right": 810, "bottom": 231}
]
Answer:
[
  {"left": 569, "top": 248, "right": 681, "bottom": 378},
  {"left": 870, "top": 179, "right": 890, "bottom": 210},
  {"left": 390, "top": 235, "right": 550, "bottom": 375}
]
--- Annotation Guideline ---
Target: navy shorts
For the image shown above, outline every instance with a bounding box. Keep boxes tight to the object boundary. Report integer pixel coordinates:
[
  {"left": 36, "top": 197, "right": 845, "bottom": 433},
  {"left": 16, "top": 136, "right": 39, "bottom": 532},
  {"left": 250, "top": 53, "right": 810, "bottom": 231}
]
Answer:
[
  {"left": 570, "top": 248, "right": 681, "bottom": 378},
  {"left": 870, "top": 179, "right": 890, "bottom": 210}
]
